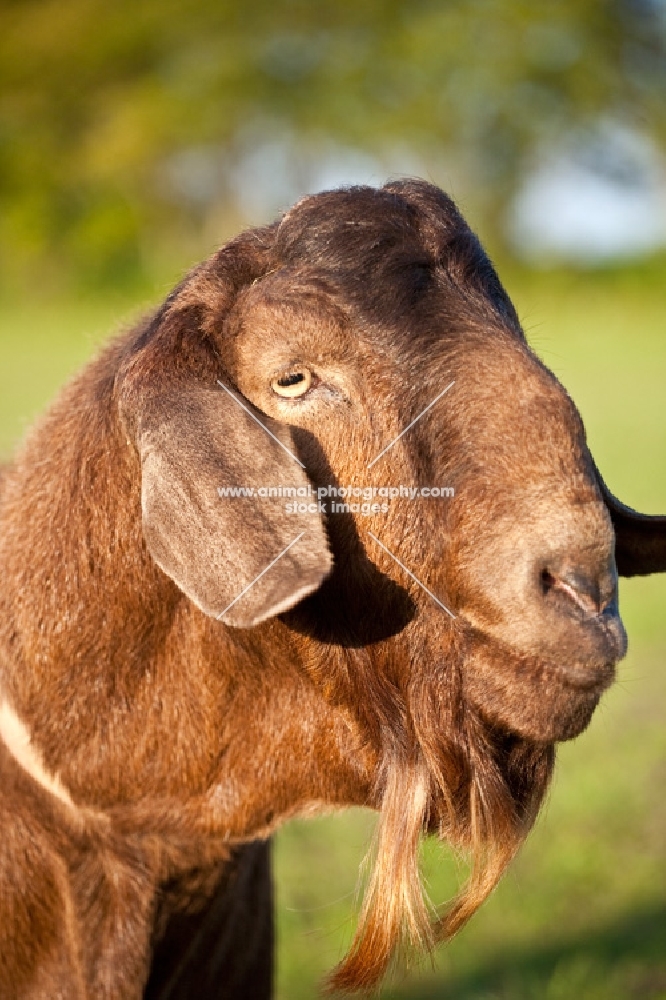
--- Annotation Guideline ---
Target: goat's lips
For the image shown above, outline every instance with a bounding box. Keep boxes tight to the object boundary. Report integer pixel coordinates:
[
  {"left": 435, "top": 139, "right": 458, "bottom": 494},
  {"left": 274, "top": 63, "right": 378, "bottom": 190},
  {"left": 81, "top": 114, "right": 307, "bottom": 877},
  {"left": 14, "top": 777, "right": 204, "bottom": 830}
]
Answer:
[
  {"left": 550, "top": 658, "right": 616, "bottom": 691},
  {"left": 549, "top": 601, "right": 627, "bottom": 682},
  {"left": 461, "top": 628, "right": 621, "bottom": 743}
]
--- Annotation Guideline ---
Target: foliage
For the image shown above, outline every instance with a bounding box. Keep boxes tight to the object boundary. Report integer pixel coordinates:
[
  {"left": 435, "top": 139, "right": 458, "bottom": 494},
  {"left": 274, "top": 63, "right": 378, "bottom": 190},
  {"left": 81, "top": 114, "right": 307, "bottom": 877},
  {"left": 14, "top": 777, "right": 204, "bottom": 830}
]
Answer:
[{"left": 1, "top": 0, "right": 665, "bottom": 288}]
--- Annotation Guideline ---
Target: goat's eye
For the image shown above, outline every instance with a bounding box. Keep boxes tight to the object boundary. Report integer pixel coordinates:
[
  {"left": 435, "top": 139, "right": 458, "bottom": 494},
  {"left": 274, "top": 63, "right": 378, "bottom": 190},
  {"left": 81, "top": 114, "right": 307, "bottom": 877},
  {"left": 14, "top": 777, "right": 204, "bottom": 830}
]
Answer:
[{"left": 271, "top": 368, "right": 313, "bottom": 398}]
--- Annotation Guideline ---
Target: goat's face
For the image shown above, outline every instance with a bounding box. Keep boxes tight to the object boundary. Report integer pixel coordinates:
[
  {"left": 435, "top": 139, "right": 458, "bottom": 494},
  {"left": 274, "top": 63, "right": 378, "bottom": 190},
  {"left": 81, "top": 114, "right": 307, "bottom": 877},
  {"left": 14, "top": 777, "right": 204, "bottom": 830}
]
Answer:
[
  {"left": 222, "top": 182, "right": 625, "bottom": 746},
  {"left": 120, "top": 178, "right": 665, "bottom": 990}
]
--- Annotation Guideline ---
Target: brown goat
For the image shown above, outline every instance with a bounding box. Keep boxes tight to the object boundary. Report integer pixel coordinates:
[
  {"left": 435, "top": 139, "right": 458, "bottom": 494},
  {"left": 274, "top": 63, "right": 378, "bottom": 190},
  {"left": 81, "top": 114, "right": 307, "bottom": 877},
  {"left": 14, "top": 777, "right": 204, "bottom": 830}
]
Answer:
[{"left": 0, "top": 179, "right": 665, "bottom": 999}]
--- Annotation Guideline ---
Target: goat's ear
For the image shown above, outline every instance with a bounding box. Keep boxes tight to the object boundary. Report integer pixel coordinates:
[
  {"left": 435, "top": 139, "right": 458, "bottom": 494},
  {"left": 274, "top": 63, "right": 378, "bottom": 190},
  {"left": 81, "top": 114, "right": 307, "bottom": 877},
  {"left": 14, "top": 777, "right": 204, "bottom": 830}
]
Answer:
[
  {"left": 116, "top": 230, "right": 331, "bottom": 626},
  {"left": 119, "top": 365, "right": 331, "bottom": 627},
  {"left": 134, "top": 380, "right": 331, "bottom": 626},
  {"left": 594, "top": 462, "right": 666, "bottom": 577}
]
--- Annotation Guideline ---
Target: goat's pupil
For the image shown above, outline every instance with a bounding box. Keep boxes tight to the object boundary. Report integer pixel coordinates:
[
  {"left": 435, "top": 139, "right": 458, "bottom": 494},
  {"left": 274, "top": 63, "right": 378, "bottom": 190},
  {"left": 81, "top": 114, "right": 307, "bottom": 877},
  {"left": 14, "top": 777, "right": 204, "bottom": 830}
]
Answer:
[{"left": 278, "top": 372, "right": 304, "bottom": 387}]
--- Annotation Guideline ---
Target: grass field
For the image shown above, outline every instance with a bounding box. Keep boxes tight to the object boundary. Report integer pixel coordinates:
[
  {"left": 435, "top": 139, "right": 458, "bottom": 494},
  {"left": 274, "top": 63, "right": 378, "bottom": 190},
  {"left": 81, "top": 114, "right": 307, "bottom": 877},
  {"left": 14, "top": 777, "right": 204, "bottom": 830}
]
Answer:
[{"left": 1, "top": 268, "right": 665, "bottom": 999}]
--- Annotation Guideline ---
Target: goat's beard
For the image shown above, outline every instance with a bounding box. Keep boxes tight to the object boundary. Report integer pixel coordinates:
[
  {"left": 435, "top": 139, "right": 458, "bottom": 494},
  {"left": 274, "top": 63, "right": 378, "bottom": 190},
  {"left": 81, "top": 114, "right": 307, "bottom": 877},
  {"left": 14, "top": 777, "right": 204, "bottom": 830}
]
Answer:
[{"left": 328, "top": 639, "right": 555, "bottom": 993}]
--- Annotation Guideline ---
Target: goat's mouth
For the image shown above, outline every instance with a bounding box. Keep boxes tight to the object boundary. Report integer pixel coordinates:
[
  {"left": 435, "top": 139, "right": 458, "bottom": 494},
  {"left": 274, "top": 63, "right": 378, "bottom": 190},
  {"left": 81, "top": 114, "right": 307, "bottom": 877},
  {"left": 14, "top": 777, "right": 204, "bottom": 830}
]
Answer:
[
  {"left": 547, "top": 659, "right": 616, "bottom": 697},
  {"left": 461, "top": 622, "right": 625, "bottom": 743}
]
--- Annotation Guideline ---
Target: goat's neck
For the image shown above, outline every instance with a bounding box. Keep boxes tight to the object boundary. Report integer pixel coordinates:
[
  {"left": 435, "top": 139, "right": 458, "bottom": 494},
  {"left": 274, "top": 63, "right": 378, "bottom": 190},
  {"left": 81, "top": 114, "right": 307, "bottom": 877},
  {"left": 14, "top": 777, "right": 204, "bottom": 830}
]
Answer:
[{"left": 0, "top": 346, "right": 378, "bottom": 856}]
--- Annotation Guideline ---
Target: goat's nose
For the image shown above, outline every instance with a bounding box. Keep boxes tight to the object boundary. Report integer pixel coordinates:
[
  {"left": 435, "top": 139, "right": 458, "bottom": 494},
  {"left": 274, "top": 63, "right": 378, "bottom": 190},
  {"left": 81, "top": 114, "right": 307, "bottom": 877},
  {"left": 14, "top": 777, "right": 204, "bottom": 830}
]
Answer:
[{"left": 540, "top": 556, "right": 618, "bottom": 618}]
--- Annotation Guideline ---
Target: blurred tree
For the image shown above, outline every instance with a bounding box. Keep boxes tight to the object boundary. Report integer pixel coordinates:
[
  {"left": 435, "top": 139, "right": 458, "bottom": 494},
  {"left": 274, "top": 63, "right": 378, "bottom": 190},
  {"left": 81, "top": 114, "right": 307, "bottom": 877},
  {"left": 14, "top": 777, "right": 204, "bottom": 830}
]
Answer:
[{"left": 0, "top": 0, "right": 664, "bottom": 288}]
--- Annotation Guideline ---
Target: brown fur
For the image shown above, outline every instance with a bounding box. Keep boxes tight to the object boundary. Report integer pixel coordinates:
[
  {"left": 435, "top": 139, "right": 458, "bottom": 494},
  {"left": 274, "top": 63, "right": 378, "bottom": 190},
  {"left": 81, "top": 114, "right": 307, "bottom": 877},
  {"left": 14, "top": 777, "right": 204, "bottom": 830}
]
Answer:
[{"left": 0, "top": 179, "right": 664, "bottom": 998}]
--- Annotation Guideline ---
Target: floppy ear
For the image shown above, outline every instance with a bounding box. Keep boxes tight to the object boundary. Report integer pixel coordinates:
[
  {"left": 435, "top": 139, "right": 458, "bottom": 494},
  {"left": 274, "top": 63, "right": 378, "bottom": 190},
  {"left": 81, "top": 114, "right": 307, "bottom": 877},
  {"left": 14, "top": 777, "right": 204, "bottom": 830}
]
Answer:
[
  {"left": 594, "top": 462, "right": 666, "bottom": 577},
  {"left": 117, "top": 235, "right": 332, "bottom": 627}
]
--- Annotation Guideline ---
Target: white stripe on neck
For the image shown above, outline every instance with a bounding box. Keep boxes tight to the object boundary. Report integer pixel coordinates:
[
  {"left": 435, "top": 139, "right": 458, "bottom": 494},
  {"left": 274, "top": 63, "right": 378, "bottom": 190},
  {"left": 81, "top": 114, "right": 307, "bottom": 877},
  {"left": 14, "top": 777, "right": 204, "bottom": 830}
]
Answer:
[{"left": 0, "top": 700, "right": 76, "bottom": 810}]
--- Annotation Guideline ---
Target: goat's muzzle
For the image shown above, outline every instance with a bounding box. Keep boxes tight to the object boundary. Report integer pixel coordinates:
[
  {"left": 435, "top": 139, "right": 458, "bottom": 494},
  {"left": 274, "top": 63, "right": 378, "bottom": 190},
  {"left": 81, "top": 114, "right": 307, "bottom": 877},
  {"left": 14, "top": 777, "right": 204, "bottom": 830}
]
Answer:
[
  {"left": 537, "top": 549, "right": 626, "bottom": 683},
  {"left": 455, "top": 510, "right": 628, "bottom": 743}
]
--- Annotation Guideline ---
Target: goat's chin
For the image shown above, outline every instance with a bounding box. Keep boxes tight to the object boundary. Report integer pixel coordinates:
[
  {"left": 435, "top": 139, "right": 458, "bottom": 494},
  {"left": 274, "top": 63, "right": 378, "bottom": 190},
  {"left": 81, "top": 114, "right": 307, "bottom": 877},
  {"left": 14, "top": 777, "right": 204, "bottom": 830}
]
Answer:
[{"left": 462, "top": 632, "right": 617, "bottom": 743}]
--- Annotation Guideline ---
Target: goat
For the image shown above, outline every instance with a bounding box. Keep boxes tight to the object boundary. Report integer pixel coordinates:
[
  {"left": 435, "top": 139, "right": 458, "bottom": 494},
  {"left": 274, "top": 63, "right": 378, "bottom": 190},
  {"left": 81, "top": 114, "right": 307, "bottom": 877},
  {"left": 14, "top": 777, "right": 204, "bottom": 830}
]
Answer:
[{"left": 0, "top": 179, "right": 664, "bottom": 999}]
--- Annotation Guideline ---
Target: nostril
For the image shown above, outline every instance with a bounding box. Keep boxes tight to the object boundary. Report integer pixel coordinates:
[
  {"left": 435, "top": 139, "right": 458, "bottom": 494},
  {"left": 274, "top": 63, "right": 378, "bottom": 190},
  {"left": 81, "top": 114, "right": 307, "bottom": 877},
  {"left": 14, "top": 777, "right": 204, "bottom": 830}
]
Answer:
[
  {"left": 539, "top": 568, "right": 557, "bottom": 596},
  {"left": 540, "top": 564, "right": 616, "bottom": 617}
]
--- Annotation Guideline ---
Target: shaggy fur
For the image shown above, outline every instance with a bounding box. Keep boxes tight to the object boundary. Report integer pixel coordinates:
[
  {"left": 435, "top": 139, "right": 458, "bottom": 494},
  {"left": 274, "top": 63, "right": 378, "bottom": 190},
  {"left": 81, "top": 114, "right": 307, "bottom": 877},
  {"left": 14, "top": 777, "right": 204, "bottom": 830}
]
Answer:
[{"left": 0, "top": 179, "right": 664, "bottom": 998}]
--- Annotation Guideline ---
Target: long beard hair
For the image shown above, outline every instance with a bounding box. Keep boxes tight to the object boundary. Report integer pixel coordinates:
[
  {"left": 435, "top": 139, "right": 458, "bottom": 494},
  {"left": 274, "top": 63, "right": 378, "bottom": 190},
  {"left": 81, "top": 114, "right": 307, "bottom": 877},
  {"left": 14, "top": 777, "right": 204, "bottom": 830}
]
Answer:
[{"left": 328, "top": 629, "right": 555, "bottom": 992}]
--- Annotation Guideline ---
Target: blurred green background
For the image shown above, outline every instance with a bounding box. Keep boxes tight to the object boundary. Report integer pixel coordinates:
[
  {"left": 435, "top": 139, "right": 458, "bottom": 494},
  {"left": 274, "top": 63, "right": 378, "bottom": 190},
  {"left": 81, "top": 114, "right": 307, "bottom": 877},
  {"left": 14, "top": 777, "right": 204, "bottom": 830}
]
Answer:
[{"left": 1, "top": 1, "right": 665, "bottom": 997}]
